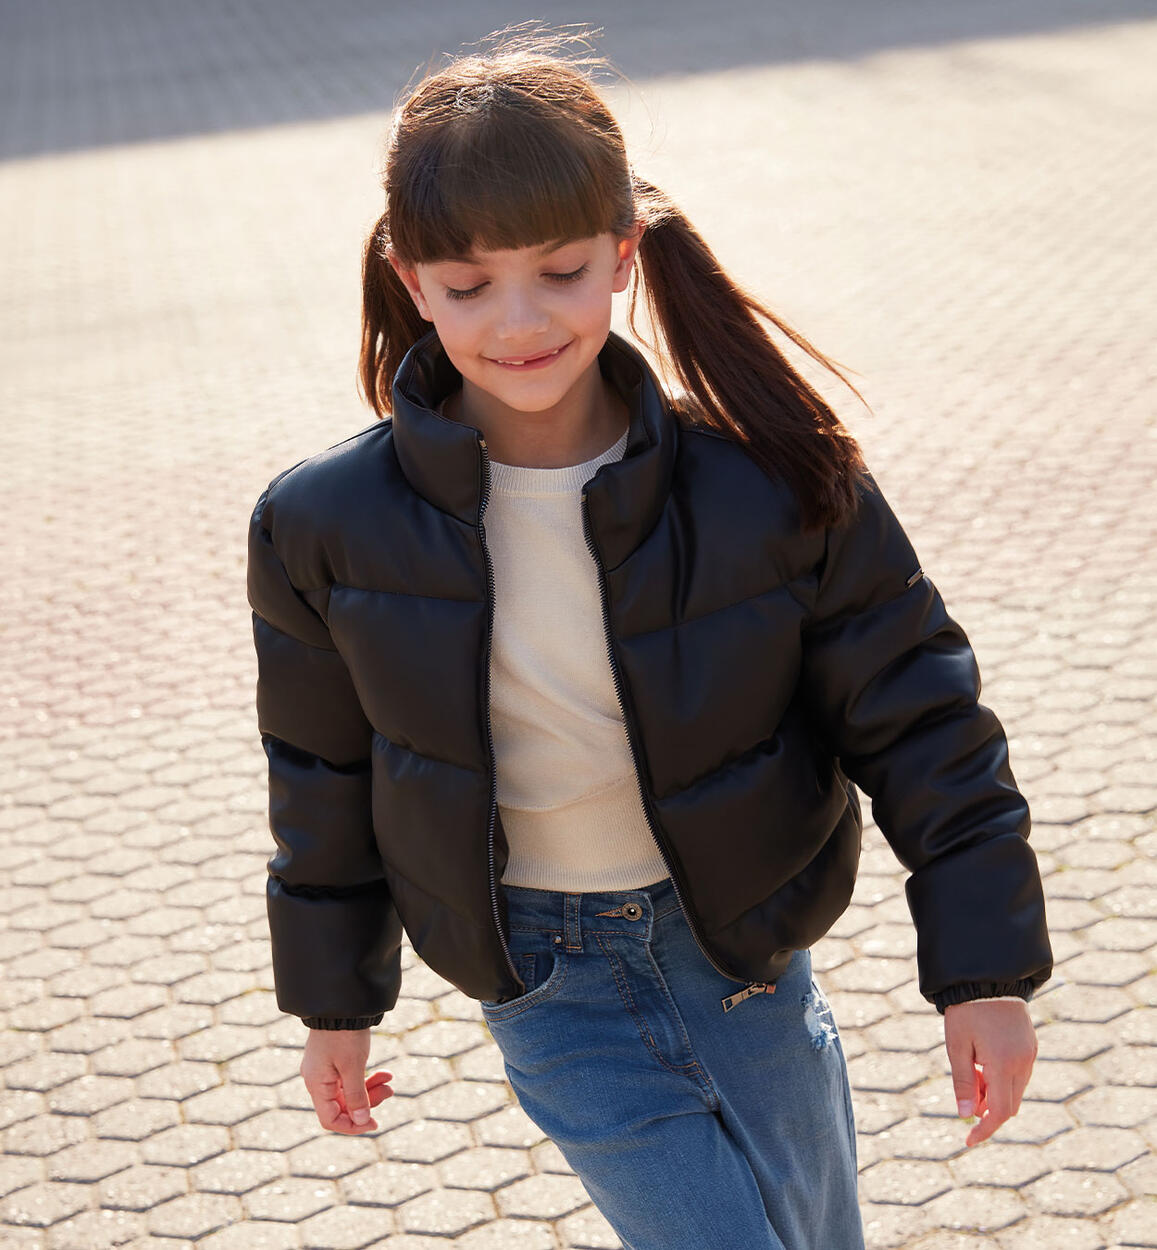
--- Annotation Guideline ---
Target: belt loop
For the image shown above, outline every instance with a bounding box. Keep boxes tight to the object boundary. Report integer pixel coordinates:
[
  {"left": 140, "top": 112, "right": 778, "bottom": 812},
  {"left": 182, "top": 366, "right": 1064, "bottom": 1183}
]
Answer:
[{"left": 564, "top": 893, "right": 582, "bottom": 951}]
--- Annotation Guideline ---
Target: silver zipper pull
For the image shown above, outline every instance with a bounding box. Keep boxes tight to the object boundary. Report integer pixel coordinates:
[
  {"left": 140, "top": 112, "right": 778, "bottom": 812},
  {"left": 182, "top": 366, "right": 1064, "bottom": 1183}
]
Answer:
[{"left": 721, "top": 982, "right": 776, "bottom": 1013}]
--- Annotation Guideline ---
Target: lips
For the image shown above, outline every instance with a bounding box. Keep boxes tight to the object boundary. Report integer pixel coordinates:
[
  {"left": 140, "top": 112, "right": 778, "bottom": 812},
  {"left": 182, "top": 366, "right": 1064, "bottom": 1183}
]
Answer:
[{"left": 488, "top": 342, "right": 571, "bottom": 368}]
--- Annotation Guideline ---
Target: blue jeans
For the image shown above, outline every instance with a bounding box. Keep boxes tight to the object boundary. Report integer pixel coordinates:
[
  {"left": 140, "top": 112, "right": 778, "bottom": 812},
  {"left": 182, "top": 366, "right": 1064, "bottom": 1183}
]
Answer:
[{"left": 480, "top": 876, "right": 864, "bottom": 1250}]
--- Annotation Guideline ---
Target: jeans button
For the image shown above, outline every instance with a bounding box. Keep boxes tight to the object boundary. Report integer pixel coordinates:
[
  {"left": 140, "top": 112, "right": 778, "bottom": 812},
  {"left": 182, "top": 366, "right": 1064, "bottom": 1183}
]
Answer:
[{"left": 622, "top": 903, "right": 643, "bottom": 921}]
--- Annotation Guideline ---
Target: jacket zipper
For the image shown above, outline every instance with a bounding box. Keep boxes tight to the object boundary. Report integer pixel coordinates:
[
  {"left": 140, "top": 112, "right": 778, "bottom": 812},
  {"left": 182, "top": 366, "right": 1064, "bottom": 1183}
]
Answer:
[
  {"left": 477, "top": 436, "right": 520, "bottom": 987},
  {"left": 581, "top": 489, "right": 764, "bottom": 1009}
]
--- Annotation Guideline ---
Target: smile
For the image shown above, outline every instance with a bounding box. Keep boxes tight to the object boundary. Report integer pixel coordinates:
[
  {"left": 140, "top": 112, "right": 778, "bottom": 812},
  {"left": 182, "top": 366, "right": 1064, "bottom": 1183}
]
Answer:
[{"left": 489, "top": 342, "right": 571, "bottom": 369}]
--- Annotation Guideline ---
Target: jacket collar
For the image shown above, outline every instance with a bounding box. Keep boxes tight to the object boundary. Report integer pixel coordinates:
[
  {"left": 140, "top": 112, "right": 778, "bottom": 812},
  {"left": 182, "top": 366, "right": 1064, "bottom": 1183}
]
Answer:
[{"left": 390, "top": 328, "right": 678, "bottom": 569}]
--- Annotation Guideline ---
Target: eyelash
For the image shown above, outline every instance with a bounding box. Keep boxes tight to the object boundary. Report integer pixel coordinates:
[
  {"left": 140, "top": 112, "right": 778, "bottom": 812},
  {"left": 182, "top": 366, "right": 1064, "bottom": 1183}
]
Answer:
[{"left": 444, "top": 263, "right": 589, "bottom": 302}]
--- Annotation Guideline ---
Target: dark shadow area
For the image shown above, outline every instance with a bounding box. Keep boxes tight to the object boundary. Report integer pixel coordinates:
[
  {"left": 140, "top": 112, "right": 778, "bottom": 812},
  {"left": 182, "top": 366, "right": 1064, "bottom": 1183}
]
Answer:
[{"left": 2, "top": 0, "right": 1153, "bottom": 160}]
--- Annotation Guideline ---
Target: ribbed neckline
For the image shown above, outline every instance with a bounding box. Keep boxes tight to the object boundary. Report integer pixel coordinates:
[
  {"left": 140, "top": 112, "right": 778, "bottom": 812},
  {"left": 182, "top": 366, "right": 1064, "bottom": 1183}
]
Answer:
[{"left": 488, "top": 427, "right": 629, "bottom": 496}]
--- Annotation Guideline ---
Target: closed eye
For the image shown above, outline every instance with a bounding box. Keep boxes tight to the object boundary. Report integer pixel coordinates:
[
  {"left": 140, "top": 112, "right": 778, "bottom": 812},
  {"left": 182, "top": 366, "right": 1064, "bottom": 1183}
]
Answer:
[
  {"left": 548, "top": 263, "right": 589, "bottom": 284},
  {"left": 443, "top": 263, "right": 589, "bottom": 302}
]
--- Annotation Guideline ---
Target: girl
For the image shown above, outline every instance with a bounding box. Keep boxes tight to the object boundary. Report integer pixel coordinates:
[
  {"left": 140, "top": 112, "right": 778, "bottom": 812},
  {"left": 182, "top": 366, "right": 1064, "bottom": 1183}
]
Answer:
[{"left": 247, "top": 26, "right": 1051, "bottom": 1250}]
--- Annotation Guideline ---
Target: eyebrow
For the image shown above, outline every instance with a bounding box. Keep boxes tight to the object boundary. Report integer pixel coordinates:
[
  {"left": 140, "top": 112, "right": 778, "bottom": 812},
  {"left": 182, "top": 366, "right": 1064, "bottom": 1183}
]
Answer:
[{"left": 436, "top": 238, "right": 580, "bottom": 265}]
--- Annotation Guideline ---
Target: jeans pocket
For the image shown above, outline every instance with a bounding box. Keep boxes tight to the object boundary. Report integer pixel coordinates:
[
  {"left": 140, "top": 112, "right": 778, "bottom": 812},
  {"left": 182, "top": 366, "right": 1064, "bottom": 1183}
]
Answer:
[{"left": 481, "top": 945, "right": 568, "bottom": 1021}]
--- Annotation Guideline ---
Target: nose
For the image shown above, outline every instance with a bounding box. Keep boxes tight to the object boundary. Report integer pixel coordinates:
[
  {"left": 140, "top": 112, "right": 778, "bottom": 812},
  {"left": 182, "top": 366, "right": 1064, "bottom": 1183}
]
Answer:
[{"left": 494, "top": 284, "right": 550, "bottom": 340}]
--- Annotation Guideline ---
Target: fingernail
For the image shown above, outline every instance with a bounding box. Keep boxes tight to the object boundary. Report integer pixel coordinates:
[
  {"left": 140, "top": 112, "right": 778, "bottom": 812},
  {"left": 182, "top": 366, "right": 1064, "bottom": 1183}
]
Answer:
[
  {"left": 352, "top": 1108, "right": 370, "bottom": 1125},
  {"left": 957, "top": 1100, "right": 974, "bottom": 1119}
]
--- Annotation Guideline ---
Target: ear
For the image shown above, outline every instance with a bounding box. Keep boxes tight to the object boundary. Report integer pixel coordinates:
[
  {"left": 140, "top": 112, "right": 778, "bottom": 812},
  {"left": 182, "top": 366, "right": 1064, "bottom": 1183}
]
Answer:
[
  {"left": 387, "top": 250, "right": 434, "bottom": 322},
  {"left": 611, "top": 223, "right": 645, "bottom": 294}
]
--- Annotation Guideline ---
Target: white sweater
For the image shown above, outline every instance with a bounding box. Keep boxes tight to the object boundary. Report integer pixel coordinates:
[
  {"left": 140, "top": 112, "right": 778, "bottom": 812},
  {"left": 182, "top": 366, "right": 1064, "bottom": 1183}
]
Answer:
[{"left": 481, "top": 427, "right": 669, "bottom": 891}]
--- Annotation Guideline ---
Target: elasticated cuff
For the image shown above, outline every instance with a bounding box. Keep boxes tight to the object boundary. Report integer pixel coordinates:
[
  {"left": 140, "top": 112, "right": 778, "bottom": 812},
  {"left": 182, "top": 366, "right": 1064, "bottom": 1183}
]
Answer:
[
  {"left": 302, "top": 1014, "right": 384, "bottom": 1030},
  {"left": 931, "top": 979, "right": 1038, "bottom": 1015}
]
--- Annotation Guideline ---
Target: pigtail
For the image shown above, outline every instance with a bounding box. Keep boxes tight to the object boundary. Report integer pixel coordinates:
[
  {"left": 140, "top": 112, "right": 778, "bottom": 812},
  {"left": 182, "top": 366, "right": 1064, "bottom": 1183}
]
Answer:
[
  {"left": 629, "top": 177, "right": 869, "bottom": 532},
  {"left": 357, "top": 213, "right": 429, "bottom": 419}
]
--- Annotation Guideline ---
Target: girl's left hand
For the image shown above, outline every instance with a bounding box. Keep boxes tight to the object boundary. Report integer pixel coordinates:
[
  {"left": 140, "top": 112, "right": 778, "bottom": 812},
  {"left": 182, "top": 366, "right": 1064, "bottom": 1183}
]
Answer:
[{"left": 943, "top": 998, "right": 1038, "bottom": 1147}]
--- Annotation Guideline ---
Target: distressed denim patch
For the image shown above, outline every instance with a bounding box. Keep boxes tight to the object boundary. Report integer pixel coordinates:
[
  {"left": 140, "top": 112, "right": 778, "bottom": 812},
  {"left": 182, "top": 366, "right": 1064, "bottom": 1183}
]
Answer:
[{"left": 802, "top": 983, "right": 838, "bottom": 1051}]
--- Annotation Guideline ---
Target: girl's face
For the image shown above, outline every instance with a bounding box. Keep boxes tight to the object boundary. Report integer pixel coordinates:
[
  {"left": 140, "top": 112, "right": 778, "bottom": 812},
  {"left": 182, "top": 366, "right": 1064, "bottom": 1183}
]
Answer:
[{"left": 390, "top": 229, "right": 642, "bottom": 421}]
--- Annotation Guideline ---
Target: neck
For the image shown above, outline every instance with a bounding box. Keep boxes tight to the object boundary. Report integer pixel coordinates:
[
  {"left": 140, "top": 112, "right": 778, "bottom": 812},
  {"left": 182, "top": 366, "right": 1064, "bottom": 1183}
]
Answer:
[{"left": 445, "top": 361, "right": 628, "bottom": 468}]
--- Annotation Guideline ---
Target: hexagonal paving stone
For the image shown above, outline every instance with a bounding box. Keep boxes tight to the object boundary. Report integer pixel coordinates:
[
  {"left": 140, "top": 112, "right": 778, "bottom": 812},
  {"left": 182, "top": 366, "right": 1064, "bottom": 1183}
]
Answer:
[
  {"left": 0, "top": 1091, "right": 44, "bottom": 1138},
  {"left": 46, "top": 1206, "right": 146, "bottom": 1249},
  {"left": 234, "top": 1109, "right": 322, "bottom": 1152},
  {"left": 859, "top": 1200, "right": 930, "bottom": 1250},
  {"left": 135, "top": 1060, "right": 221, "bottom": 1102},
  {"left": 1026, "top": 1059, "right": 1094, "bottom": 1103},
  {"left": 89, "top": 984, "right": 168, "bottom": 1020},
  {"left": 298, "top": 1202, "right": 396, "bottom": 1247},
  {"left": 1042, "top": 1126, "right": 1149, "bottom": 1173},
  {"left": 91, "top": 1097, "right": 182, "bottom": 1141},
  {"left": 1109, "top": 1197, "right": 1157, "bottom": 1245},
  {"left": 455, "top": 1218, "right": 556, "bottom": 1249},
  {"left": 921, "top": 1183, "right": 1027, "bottom": 1231},
  {"left": 244, "top": 1177, "right": 339, "bottom": 1222},
  {"left": 874, "top": 1116, "right": 966, "bottom": 1162},
  {"left": 991, "top": 1100, "right": 1075, "bottom": 1145},
  {"left": 396, "top": 1186, "right": 494, "bottom": 1236},
  {"left": 178, "top": 1025, "right": 263, "bottom": 1064},
  {"left": 197, "top": 1219, "right": 301, "bottom": 1250},
  {"left": 4, "top": 1113, "right": 89, "bottom": 1158},
  {"left": 46, "top": 1075, "right": 134, "bottom": 1116},
  {"left": 1070, "top": 1085, "right": 1157, "bottom": 1128},
  {"left": 287, "top": 1135, "right": 378, "bottom": 1179},
  {"left": 1035, "top": 1023, "right": 1114, "bottom": 1063},
  {"left": 141, "top": 1124, "right": 230, "bottom": 1168},
  {"left": 47, "top": 1139, "right": 139, "bottom": 1183},
  {"left": 193, "top": 1149, "right": 286, "bottom": 1195},
  {"left": 4, "top": 1054, "right": 88, "bottom": 1093},
  {"left": 99, "top": 1164, "right": 188, "bottom": 1212},
  {"left": 402, "top": 1020, "right": 488, "bottom": 1059},
  {"left": 995, "top": 1212, "right": 1111, "bottom": 1250},
  {"left": 847, "top": 1050, "right": 935, "bottom": 1093},
  {"left": 558, "top": 1204, "right": 623, "bottom": 1249},
  {"left": 950, "top": 1142, "right": 1048, "bottom": 1189},
  {"left": 384, "top": 1055, "right": 453, "bottom": 1096},
  {"left": 414, "top": 1080, "right": 509, "bottom": 1123},
  {"left": 0, "top": 1181, "right": 90, "bottom": 1228},
  {"left": 224, "top": 1047, "right": 301, "bottom": 1087},
  {"left": 181, "top": 1082, "right": 278, "bottom": 1126},
  {"left": 439, "top": 1146, "right": 532, "bottom": 1192},
  {"left": 0, "top": 1156, "right": 46, "bottom": 1200},
  {"left": 147, "top": 1192, "right": 242, "bottom": 1239},
  {"left": 859, "top": 1159, "right": 953, "bottom": 1206},
  {"left": 1094, "top": 1044, "right": 1157, "bottom": 1088},
  {"left": 339, "top": 1161, "right": 435, "bottom": 1208},
  {"left": 130, "top": 1005, "right": 215, "bottom": 1042},
  {"left": 91, "top": 1039, "right": 175, "bottom": 1078},
  {"left": 474, "top": 1105, "right": 548, "bottom": 1149},
  {"left": 382, "top": 1119, "right": 472, "bottom": 1164},
  {"left": 1024, "top": 1168, "right": 1129, "bottom": 1217},
  {"left": 497, "top": 1172, "right": 591, "bottom": 1219}
]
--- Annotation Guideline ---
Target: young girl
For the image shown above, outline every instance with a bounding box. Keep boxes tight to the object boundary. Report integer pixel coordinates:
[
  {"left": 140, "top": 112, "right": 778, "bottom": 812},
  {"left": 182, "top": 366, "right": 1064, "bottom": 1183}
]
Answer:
[{"left": 247, "top": 27, "right": 1051, "bottom": 1250}]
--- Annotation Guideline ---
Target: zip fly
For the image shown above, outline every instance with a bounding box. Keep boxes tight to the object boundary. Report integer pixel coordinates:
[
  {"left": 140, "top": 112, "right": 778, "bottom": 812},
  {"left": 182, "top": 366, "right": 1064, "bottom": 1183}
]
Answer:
[
  {"left": 580, "top": 488, "right": 763, "bottom": 1011},
  {"left": 477, "top": 436, "right": 520, "bottom": 988}
]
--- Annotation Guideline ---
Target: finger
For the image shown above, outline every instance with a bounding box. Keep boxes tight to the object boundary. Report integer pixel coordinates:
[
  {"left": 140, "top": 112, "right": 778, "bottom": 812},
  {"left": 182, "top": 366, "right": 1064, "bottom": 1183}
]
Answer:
[
  {"left": 945, "top": 1031, "right": 979, "bottom": 1120},
  {"left": 967, "top": 1071, "right": 1015, "bottom": 1147},
  {"left": 339, "top": 1064, "right": 374, "bottom": 1127},
  {"left": 304, "top": 1075, "right": 349, "bottom": 1132}
]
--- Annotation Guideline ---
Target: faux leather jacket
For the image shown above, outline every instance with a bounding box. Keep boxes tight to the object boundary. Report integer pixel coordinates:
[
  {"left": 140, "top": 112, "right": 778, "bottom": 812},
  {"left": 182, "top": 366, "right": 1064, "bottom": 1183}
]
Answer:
[{"left": 247, "top": 329, "right": 1052, "bottom": 1028}]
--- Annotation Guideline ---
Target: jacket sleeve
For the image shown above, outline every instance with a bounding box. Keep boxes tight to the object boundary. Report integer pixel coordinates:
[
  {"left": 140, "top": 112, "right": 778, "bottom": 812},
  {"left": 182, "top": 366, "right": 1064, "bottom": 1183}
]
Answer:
[
  {"left": 799, "top": 471, "right": 1053, "bottom": 1013},
  {"left": 247, "top": 481, "right": 403, "bottom": 1029}
]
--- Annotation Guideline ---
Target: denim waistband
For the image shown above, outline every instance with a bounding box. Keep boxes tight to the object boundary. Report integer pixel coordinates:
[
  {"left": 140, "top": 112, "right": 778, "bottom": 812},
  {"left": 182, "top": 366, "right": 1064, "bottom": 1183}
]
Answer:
[{"left": 499, "top": 875, "right": 681, "bottom": 949}]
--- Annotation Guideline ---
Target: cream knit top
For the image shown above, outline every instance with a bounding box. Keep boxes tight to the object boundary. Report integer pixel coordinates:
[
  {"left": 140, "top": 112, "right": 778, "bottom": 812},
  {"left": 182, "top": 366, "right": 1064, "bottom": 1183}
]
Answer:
[{"left": 480, "top": 425, "right": 669, "bottom": 891}]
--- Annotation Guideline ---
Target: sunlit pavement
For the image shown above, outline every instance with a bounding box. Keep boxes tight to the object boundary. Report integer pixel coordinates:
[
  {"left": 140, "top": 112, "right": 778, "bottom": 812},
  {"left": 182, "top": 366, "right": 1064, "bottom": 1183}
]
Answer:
[{"left": 2, "top": 4, "right": 1155, "bottom": 1247}]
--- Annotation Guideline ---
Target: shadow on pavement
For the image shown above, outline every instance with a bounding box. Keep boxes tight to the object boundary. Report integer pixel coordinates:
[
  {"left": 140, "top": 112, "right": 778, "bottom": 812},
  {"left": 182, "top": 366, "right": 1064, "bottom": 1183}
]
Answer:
[{"left": 2, "top": 0, "right": 1154, "bottom": 160}]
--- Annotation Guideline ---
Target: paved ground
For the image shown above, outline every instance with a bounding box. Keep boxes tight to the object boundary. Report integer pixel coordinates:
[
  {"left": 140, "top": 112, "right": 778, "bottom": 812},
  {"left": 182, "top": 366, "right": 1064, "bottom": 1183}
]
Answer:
[{"left": 2, "top": 3, "right": 1155, "bottom": 1248}]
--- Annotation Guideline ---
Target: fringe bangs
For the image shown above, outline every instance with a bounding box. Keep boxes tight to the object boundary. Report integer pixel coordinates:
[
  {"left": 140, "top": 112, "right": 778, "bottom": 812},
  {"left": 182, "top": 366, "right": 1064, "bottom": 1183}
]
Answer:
[{"left": 388, "top": 91, "right": 629, "bottom": 262}]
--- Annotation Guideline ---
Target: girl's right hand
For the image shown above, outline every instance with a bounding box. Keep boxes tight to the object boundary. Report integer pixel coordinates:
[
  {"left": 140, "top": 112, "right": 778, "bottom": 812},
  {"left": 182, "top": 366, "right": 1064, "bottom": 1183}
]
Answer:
[{"left": 300, "top": 1027, "right": 394, "bottom": 1134}]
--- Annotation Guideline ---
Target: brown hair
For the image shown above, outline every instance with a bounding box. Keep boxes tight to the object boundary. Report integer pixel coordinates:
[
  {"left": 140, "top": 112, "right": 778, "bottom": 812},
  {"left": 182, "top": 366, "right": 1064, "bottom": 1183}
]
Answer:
[{"left": 358, "top": 25, "right": 869, "bottom": 530}]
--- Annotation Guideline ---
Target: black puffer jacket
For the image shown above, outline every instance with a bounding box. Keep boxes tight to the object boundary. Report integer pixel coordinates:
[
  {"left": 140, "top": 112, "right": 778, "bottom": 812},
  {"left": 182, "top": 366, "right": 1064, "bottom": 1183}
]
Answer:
[{"left": 247, "top": 329, "right": 1052, "bottom": 1028}]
